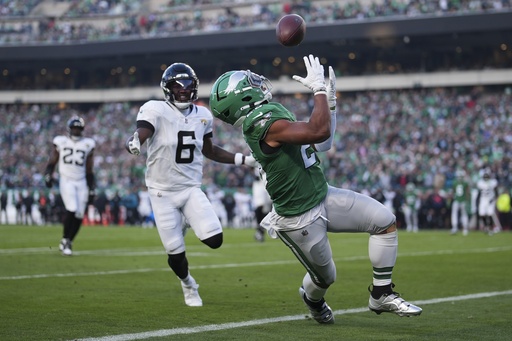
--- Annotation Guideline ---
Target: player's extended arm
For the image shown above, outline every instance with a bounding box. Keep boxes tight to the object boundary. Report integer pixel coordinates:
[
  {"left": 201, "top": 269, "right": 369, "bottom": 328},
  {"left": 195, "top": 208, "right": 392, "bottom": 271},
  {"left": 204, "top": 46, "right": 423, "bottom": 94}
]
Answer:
[
  {"left": 265, "top": 54, "right": 331, "bottom": 148},
  {"left": 86, "top": 149, "right": 96, "bottom": 204},
  {"left": 43, "top": 146, "right": 59, "bottom": 188},
  {"left": 314, "top": 65, "right": 337, "bottom": 152},
  {"left": 202, "top": 137, "right": 255, "bottom": 166},
  {"left": 125, "top": 127, "right": 153, "bottom": 155}
]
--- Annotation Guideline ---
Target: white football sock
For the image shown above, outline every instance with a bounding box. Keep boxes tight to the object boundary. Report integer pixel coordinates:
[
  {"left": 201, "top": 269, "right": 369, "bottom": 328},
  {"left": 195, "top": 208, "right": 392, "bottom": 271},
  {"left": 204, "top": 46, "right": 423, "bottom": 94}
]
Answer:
[
  {"left": 368, "top": 231, "right": 398, "bottom": 286},
  {"left": 180, "top": 273, "right": 196, "bottom": 287},
  {"left": 302, "top": 273, "right": 327, "bottom": 302}
]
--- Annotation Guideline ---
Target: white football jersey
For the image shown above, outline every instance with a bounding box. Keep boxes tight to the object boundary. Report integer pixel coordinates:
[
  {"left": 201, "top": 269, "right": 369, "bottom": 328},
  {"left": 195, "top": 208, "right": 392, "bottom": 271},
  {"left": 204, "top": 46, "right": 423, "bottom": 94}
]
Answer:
[
  {"left": 137, "top": 100, "right": 213, "bottom": 191},
  {"left": 53, "top": 135, "right": 95, "bottom": 180},
  {"left": 477, "top": 178, "right": 498, "bottom": 201},
  {"left": 477, "top": 177, "right": 498, "bottom": 215}
]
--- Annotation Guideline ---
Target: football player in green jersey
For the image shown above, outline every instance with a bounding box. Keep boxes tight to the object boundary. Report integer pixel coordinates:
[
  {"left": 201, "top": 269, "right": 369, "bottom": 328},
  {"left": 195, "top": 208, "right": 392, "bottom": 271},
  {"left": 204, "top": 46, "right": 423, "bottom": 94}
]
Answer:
[
  {"left": 210, "top": 54, "right": 422, "bottom": 323},
  {"left": 450, "top": 170, "right": 470, "bottom": 235},
  {"left": 403, "top": 182, "right": 420, "bottom": 233}
]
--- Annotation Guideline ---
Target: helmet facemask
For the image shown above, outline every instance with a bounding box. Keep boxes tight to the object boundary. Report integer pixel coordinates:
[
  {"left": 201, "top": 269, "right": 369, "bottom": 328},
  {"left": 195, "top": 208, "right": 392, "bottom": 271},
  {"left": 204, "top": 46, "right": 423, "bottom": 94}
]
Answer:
[{"left": 161, "top": 63, "right": 199, "bottom": 110}]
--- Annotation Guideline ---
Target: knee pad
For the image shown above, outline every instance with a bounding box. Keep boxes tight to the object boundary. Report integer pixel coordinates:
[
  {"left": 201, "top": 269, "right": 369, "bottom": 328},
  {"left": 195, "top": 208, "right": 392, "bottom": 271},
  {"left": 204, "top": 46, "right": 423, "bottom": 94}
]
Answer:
[
  {"left": 167, "top": 252, "right": 188, "bottom": 279},
  {"left": 201, "top": 232, "right": 223, "bottom": 249}
]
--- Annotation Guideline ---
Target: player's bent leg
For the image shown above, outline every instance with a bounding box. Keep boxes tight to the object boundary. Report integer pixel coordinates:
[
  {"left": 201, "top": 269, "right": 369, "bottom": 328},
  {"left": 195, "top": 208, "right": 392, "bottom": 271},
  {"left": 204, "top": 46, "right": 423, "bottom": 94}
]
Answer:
[
  {"left": 299, "top": 273, "right": 334, "bottom": 324},
  {"left": 278, "top": 220, "right": 335, "bottom": 324},
  {"left": 167, "top": 252, "right": 189, "bottom": 279},
  {"left": 200, "top": 232, "right": 223, "bottom": 249}
]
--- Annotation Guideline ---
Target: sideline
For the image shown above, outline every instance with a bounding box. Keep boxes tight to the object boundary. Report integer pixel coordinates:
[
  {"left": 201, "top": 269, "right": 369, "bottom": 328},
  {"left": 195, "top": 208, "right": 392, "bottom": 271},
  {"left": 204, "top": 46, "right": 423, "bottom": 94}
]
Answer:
[{"left": 76, "top": 290, "right": 512, "bottom": 341}]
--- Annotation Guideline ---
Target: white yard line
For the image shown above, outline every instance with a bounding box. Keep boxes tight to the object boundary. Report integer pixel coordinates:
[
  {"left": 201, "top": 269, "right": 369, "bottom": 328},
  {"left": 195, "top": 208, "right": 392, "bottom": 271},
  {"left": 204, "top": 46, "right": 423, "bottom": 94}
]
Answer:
[
  {"left": 1, "top": 246, "right": 511, "bottom": 281},
  {"left": 75, "top": 290, "right": 512, "bottom": 341}
]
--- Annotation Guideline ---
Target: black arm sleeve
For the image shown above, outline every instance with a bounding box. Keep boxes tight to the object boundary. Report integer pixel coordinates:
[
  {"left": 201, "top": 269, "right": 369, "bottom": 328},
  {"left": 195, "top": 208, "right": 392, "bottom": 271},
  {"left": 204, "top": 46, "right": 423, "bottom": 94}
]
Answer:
[{"left": 86, "top": 173, "right": 96, "bottom": 190}]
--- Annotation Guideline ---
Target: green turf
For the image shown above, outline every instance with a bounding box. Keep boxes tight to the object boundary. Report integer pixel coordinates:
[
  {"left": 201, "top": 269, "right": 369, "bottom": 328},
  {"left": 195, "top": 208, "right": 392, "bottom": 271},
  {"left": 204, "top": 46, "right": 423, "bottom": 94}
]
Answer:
[{"left": 1, "top": 225, "right": 511, "bottom": 341}]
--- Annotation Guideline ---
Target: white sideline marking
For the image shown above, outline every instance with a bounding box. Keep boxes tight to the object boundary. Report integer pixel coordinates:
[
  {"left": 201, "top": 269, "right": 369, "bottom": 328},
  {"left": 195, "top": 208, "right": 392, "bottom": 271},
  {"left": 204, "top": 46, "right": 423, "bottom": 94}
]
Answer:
[
  {"left": 75, "top": 290, "right": 512, "bottom": 341},
  {"left": 1, "top": 246, "right": 512, "bottom": 281}
]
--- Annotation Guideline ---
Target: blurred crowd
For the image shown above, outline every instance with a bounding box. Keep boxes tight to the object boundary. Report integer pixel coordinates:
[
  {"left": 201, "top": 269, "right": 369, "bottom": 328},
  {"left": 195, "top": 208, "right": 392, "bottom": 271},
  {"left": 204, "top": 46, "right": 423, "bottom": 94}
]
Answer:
[
  {"left": 1, "top": 85, "right": 512, "bottom": 229},
  {"left": 1, "top": 0, "right": 511, "bottom": 45}
]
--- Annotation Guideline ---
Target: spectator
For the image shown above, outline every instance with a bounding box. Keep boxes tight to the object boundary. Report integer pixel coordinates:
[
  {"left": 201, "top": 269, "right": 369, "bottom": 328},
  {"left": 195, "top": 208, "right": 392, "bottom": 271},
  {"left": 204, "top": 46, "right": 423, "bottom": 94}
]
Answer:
[
  {"left": 109, "top": 191, "right": 122, "bottom": 225},
  {"left": 0, "top": 189, "right": 8, "bottom": 224},
  {"left": 496, "top": 187, "right": 511, "bottom": 230},
  {"left": 121, "top": 191, "right": 139, "bottom": 225},
  {"left": 233, "top": 187, "right": 254, "bottom": 228},
  {"left": 206, "top": 183, "right": 228, "bottom": 227},
  {"left": 424, "top": 187, "right": 449, "bottom": 229},
  {"left": 94, "top": 190, "right": 109, "bottom": 225},
  {"left": 222, "top": 192, "right": 236, "bottom": 226}
]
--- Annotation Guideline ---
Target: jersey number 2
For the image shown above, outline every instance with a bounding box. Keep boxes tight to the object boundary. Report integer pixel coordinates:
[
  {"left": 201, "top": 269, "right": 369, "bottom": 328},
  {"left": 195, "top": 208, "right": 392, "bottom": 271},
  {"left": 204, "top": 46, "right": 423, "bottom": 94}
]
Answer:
[{"left": 301, "top": 145, "right": 317, "bottom": 168}]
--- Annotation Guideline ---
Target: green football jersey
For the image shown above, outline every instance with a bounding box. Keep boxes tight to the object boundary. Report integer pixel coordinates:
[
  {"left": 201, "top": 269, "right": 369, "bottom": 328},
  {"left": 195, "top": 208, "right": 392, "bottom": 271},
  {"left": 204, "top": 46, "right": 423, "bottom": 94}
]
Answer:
[
  {"left": 242, "top": 102, "right": 328, "bottom": 216},
  {"left": 452, "top": 179, "right": 470, "bottom": 203}
]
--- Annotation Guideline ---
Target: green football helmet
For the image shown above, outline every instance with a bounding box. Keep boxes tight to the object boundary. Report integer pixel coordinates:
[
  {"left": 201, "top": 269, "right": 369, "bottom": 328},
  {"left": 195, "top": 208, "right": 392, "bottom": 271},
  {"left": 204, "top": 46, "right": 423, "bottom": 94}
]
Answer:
[{"left": 209, "top": 70, "right": 272, "bottom": 127}]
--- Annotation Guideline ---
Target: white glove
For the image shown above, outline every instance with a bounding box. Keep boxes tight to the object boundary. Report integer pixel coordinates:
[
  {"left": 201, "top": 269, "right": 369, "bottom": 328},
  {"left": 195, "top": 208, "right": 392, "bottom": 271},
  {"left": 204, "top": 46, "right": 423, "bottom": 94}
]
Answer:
[
  {"left": 244, "top": 155, "right": 257, "bottom": 167},
  {"left": 292, "top": 54, "right": 326, "bottom": 94},
  {"left": 128, "top": 132, "right": 141, "bottom": 155},
  {"left": 234, "top": 153, "right": 256, "bottom": 166},
  {"left": 326, "top": 66, "right": 337, "bottom": 111}
]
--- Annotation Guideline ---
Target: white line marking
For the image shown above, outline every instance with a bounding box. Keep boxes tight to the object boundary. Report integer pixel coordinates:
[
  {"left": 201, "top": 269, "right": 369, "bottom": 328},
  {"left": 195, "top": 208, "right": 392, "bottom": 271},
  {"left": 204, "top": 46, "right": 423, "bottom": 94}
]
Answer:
[
  {"left": 1, "top": 246, "right": 511, "bottom": 281},
  {"left": 75, "top": 290, "right": 512, "bottom": 341}
]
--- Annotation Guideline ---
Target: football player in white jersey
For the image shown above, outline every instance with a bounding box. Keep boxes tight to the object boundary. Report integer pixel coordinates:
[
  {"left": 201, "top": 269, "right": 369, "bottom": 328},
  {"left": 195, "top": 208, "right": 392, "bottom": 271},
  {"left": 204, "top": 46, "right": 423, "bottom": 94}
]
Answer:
[
  {"left": 125, "top": 63, "right": 255, "bottom": 307},
  {"left": 476, "top": 169, "right": 499, "bottom": 235},
  {"left": 44, "top": 116, "right": 96, "bottom": 256}
]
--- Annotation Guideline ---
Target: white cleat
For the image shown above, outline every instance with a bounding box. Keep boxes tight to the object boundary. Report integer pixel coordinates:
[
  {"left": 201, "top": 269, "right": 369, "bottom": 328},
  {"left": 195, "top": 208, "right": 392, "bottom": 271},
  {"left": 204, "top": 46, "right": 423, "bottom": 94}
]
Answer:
[
  {"left": 181, "top": 282, "right": 203, "bottom": 307},
  {"left": 368, "top": 286, "right": 422, "bottom": 317},
  {"left": 369, "top": 293, "right": 422, "bottom": 317},
  {"left": 59, "top": 238, "right": 72, "bottom": 256}
]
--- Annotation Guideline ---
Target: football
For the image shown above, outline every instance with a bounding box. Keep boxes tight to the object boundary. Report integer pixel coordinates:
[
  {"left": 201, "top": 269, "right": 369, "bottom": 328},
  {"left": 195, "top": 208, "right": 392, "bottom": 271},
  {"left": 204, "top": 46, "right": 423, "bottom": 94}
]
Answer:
[{"left": 276, "top": 14, "right": 306, "bottom": 47}]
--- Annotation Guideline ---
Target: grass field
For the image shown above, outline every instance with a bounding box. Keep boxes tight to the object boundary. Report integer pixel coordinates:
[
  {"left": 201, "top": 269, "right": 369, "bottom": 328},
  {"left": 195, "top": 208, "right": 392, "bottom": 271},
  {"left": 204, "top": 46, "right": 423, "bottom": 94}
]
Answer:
[{"left": 1, "top": 224, "right": 511, "bottom": 341}]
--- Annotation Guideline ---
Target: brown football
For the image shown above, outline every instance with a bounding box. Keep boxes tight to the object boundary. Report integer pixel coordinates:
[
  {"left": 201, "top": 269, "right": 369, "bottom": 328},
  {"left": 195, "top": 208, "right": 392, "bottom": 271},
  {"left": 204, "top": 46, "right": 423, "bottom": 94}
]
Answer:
[{"left": 276, "top": 14, "right": 306, "bottom": 47}]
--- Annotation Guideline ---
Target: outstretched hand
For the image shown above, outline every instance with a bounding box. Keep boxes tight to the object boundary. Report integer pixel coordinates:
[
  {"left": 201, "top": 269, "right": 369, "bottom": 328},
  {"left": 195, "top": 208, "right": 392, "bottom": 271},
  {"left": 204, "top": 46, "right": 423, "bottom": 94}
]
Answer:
[
  {"left": 128, "top": 132, "right": 141, "bottom": 155},
  {"left": 292, "top": 54, "right": 326, "bottom": 94}
]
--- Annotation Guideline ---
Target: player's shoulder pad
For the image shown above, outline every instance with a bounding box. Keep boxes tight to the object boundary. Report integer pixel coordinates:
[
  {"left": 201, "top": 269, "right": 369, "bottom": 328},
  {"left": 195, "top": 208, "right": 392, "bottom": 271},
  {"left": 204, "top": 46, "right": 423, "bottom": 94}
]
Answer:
[
  {"left": 84, "top": 137, "right": 96, "bottom": 149},
  {"left": 53, "top": 135, "right": 67, "bottom": 144},
  {"left": 193, "top": 104, "right": 213, "bottom": 119},
  {"left": 139, "top": 100, "right": 168, "bottom": 115},
  {"left": 244, "top": 102, "right": 295, "bottom": 129}
]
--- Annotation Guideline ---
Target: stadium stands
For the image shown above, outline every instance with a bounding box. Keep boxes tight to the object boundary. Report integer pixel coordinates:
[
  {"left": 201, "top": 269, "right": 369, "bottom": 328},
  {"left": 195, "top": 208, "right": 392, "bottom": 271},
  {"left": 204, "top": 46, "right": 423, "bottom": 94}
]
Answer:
[{"left": 1, "top": 0, "right": 512, "bottom": 229}]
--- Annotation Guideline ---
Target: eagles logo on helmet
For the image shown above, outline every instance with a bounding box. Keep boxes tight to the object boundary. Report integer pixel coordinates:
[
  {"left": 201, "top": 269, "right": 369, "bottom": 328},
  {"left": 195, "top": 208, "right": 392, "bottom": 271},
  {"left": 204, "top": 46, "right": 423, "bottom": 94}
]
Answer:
[
  {"left": 161, "top": 63, "right": 199, "bottom": 110},
  {"left": 67, "top": 116, "right": 85, "bottom": 140},
  {"left": 209, "top": 70, "right": 273, "bottom": 127}
]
